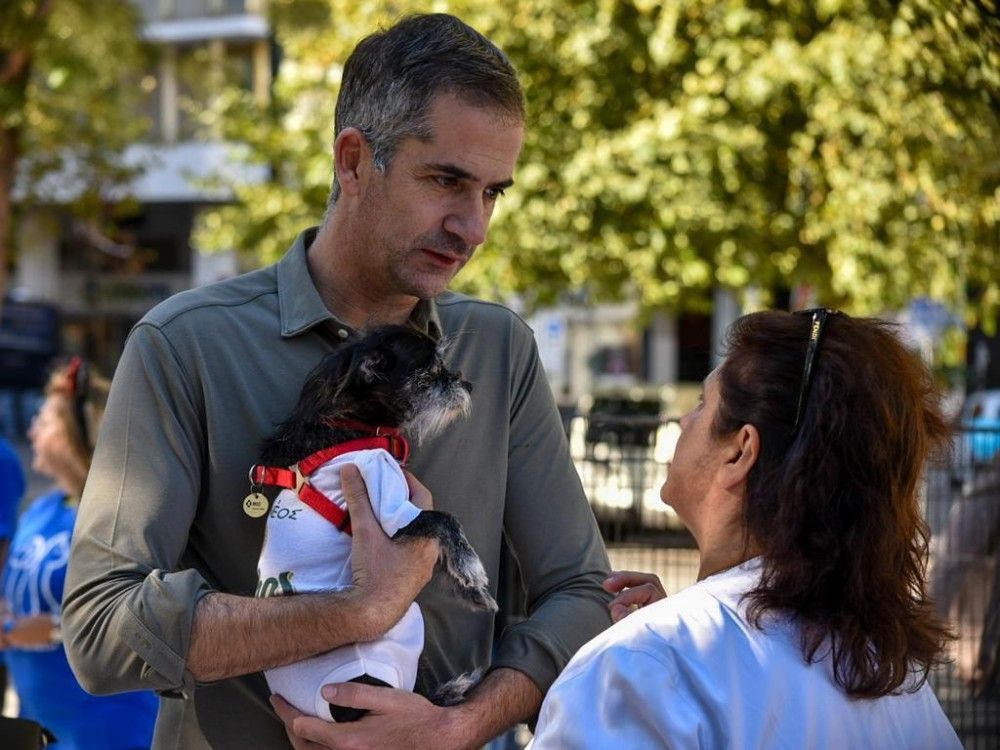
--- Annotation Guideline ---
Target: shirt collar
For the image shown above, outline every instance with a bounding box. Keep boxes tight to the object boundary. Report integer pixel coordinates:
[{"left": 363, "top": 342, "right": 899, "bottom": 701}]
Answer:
[
  {"left": 276, "top": 227, "right": 443, "bottom": 340},
  {"left": 699, "top": 556, "right": 764, "bottom": 610}
]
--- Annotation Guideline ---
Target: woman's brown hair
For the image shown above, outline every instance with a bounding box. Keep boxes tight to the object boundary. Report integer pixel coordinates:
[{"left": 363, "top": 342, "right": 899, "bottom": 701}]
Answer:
[
  {"left": 45, "top": 357, "right": 110, "bottom": 469},
  {"left": 713, "top": 310, "right": 952, "bottom": 698}
]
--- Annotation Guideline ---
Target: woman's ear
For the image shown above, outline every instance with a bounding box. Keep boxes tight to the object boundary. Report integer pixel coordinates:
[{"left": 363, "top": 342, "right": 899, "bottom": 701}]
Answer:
[
  {"left": 719, "top": 423, "right": 759, "bottom": 490},
  {"left": 333, "top": 127, "right": 371, "bottom": 199}
]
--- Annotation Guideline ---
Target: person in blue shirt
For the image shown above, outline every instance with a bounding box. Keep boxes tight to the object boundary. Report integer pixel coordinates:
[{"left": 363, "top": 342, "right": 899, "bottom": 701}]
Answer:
[
  {"left": 0, "top": 434, "right": 25, "bottom": 569},
  {"left": 0, "top": 358, "right": 157, "bottom": 750},
  {"left": 967, "top": 401, "right": 1000, "bottom": 465},
  {"left": 0, "top": 433, "right": 26, "bottom": 718}
]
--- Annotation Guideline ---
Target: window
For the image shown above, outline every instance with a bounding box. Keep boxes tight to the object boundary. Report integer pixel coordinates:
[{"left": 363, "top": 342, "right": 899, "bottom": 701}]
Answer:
[
  {"left": 676, "top": 313, "right": 712, "bottom": 383},
  {"left": 176, "top": 43, "right": 212, "bottom": 140},
  {"left": 58, "top": 205, "right": 195, "bottom": 274}
]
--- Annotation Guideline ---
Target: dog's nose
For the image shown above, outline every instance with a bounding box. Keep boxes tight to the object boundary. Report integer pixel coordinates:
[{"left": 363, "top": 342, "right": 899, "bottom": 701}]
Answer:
[{"left": 460, "top": 377, "right": 473, "bottom": 394}]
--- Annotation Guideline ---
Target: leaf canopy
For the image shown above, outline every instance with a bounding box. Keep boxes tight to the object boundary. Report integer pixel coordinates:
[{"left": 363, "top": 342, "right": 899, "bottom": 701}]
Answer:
[{"left": 195, "top": 0, "right": 1000, "bottom": 327}]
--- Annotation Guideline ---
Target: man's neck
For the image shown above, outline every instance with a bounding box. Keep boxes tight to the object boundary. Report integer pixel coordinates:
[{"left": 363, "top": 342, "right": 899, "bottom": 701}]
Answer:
[{"left": 307, "top": 219, "right": 418, "bottom": 329}]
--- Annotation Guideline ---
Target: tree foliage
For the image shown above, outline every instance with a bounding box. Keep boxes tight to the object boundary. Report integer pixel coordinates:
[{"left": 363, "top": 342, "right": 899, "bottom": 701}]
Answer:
[
  {"left": 0, "top": 0, "right": 149, "bottom": 302},
  {"left": 196, "top": 0, "right": 1000, "bottom": 325}
]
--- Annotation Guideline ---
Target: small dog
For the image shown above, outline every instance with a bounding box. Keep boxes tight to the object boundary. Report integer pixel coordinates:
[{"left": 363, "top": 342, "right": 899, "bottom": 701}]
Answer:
[{"left": 250, "top": 325, "right": 496, "bottom": 722}]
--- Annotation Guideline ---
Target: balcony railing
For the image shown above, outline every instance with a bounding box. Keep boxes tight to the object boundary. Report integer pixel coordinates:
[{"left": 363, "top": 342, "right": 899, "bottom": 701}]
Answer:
[{"left": 135, "top": 0, "right": 259, "bottom": 23}]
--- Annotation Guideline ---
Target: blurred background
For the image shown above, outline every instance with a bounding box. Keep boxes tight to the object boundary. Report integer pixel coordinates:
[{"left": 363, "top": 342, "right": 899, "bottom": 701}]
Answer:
[{"left": 1, "top": 0, "right": 998, "bottom": 747}]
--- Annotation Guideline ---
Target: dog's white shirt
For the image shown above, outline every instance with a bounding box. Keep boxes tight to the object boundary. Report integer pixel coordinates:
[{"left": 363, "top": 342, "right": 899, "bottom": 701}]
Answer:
[{"left": 256, "top": 448, "right": 423, "bottom": 719}]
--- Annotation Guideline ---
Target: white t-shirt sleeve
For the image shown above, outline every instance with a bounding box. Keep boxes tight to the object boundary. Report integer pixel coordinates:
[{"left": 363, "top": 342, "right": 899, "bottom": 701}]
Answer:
[
  {"left": 531, "top": 642, "right": 703, "bottom": 750},
  {"left": 351, "top": 450, "right": 422, "bottom": 538}
]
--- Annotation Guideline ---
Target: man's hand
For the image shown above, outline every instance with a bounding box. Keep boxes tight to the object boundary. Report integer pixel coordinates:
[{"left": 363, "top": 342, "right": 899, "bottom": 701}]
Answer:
[
  {"left": 271, "top": 667, "right": 540, "bottom": 750},
  {"left": 602, "top": 570, "right": 667, "bottom": 622},
  {"left": 402, "top": 468, "right": 433, "bottom": 510},
  {"left": 270, "top": 696, "right": 331, "bottom": 750},
  {"left": 270, "top": 685, "right": 460, "bottom": 750},
  {"left": 344, "top": 465, "right": 439, "bottom": 640},
  {"left": 185, "top": 465, "right": 440, "bottom": 682}
]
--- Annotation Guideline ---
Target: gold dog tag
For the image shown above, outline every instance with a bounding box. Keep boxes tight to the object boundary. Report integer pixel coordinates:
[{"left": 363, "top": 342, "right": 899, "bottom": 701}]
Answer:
[{"left": 243, "top": 492, "right": 269, "bottom": 518}]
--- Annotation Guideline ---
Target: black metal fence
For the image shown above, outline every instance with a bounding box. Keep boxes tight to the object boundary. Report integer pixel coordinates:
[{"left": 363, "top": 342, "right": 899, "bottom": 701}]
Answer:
[
  {"left": 552, "top": 414, "right": 1000, "bottom": 749},
  {"left": 925, "top": 430, "right": 1000, "bottom": 750}
]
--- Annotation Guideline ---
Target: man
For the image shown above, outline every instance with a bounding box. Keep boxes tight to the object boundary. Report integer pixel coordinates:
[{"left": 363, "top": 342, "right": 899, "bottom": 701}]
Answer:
[{"left": 62, "top": 14, "right": 611, "bottom": 750}]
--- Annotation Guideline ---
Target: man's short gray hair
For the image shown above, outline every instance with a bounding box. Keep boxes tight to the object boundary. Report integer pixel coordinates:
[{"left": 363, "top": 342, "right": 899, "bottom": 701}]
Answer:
[{"left": 328, "top": 13, "right": 524, "bottom": 206}]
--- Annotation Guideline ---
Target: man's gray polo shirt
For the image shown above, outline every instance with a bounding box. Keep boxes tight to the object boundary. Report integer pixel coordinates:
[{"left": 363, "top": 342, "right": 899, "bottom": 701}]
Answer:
[{"left": 63, "top": 228, "right": 612, "bottom": 749}]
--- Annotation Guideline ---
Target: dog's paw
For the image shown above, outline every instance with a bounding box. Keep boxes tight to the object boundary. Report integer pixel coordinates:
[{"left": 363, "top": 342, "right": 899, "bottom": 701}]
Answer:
[
  {"left": 396, "top": 510, "right": 498, "bottom": 611},
  {"left": 464, "top": 584, "right": 498, "bottom": 613},
  {"left": 429, "top": 669, "right": 483, "bottom": 706},
  {"left": 445, "top": 547, "right": 498, "bottom": 612}
]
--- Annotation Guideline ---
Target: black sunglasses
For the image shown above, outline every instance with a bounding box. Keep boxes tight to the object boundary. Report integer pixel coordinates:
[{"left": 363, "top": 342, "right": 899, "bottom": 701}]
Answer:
[
  {"left": 65, "top": 356, "right": 92, "bottom": 451},
  {"left": 792, "top": 308, "right": 841, "bottom": 432}
]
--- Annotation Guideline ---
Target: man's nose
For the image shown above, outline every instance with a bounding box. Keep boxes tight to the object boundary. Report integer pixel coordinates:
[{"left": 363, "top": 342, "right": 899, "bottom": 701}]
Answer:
[{"left": 444, "top": 195, "right": 488, "bottom": 248}]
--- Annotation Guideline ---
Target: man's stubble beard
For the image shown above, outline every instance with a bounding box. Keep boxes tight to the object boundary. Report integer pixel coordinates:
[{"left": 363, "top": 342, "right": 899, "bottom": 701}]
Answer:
[{"left": 358, "top": 179, "right": 473, "bottom": 299}]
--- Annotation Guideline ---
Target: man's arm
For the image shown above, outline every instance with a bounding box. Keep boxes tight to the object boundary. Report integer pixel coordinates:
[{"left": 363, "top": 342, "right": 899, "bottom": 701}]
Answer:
[
  {"left": 63, "top": 323, "right": 207, "bottom": 695},
  {"left": 63, "top": 323, "right": 434, "bottom": 695},
  {"left": 445, "top": 667, "right": 542, "bottom": 745},
  {"left": 488, "top": 326, "right": 613, "bottom": 694}
]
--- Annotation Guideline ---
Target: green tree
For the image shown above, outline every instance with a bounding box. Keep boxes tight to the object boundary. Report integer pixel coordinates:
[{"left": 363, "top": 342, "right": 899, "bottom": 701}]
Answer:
[
  {"left": 0, "top": 0, "right": 149, "bottom": 305},
  {"left": 197, "top": 0, "right": 1000, "bottom": 326}
]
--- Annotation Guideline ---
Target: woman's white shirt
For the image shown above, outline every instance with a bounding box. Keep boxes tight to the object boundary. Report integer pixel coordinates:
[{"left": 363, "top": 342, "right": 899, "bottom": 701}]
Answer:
[{"left": 531, "top": 558, "right": 960, "bottom": 750}]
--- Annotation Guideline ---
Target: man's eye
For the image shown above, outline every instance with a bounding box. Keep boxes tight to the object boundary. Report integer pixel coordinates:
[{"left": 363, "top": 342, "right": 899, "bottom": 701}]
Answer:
[
  {"left": 485, "top": 187, "right": 506, "bottom": 200},
  {"left": 434, "top": 175, "right": 458, "bottom": 189}
]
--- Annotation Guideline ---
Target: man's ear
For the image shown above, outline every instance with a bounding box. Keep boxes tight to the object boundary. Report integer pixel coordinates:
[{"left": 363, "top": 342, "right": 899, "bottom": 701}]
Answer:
[
  {"left": 719, "top": 423, "right": 759, "bottom": 490},
  {"left": 334, "top": 127, "right": 371, "bottom": 198}
]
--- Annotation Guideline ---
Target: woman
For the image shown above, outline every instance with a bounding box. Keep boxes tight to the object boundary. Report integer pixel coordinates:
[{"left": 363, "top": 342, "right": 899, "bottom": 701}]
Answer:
[
  {"left": 1, "top": 358, "right": 158, "bottom": 750},
  {"left": 531, "top": 310, "right": 960, "bottom": 749}
]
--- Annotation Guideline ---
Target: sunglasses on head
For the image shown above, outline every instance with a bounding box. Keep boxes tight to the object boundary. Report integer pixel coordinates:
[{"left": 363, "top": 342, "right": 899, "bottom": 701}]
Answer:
[
  {"left": 65, "top": 356, "right": 92, "bottom": 451},
  {"left": 791, "top": 308, "right": 841, "bottom": 433}
]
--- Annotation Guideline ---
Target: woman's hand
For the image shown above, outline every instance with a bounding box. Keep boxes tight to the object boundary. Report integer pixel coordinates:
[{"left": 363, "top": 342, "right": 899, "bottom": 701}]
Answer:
[
  {"left": 603, "top": 570, "right": 667, "bottom": 622},
  {"left": 3, "top": 615, "right": 57, "bottom": 648}
]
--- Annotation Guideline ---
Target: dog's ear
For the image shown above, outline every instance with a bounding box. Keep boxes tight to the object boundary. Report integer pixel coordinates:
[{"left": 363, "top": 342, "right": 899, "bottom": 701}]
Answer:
[
  {"left": 259, "top": 343, "right": 360, "bottom": 460},
  {"left": 357, "top": 350, "right": 386, "bottom": 383},
  {"left": 288, "top": 344, "right": 362, "bottom": 421}
]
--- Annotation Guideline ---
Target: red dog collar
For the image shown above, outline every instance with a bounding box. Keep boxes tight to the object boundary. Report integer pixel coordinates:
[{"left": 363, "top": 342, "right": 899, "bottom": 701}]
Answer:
[{"left": 250, "top": 425, "right": 410, "bottom": 535}]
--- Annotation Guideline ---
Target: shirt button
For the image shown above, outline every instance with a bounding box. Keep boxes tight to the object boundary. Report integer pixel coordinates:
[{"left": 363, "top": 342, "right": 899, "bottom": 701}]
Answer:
[{"left": 337, "top": 328, "right": 349, "bottom": 339}]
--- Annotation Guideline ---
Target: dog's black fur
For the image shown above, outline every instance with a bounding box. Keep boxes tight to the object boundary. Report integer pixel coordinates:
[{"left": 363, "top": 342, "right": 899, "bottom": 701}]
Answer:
[
  {"left": 260, "top": 325, "right": 472, "bottom": 468},
  {"left": 258, "top": 325, "right": 495, "bottom": 712}
]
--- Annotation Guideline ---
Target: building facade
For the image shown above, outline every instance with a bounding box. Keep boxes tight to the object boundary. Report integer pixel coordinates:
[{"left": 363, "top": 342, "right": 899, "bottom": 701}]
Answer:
[{"left": 11, "top": 0, "right": 271, "bottom": 374}]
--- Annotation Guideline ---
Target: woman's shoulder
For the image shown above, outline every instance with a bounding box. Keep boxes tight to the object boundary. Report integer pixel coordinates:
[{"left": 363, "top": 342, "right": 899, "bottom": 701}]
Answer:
[
  {"left": 565, "top": 561, "right": 774, "bottom": 684},
  {"left": 13, "top": 489, "right": 71, "bottom": 532},
  {"left": 23, "top": 489, "right": 69, "bottom": 516},
  {"left": 566, "top": 571, "right": 748, "bottom": 676},
  {"left": 634, "top": 560, "right": 762, "bottom": 634}
]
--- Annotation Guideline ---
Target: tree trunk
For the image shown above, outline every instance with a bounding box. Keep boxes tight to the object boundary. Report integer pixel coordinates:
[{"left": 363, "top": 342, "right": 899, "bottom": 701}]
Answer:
[
  {"left": 0, "top": 123, "right": 18, "bottom": 317},
  {"left": 0, "top": 0, "right": 56, "bottom": 321}
]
